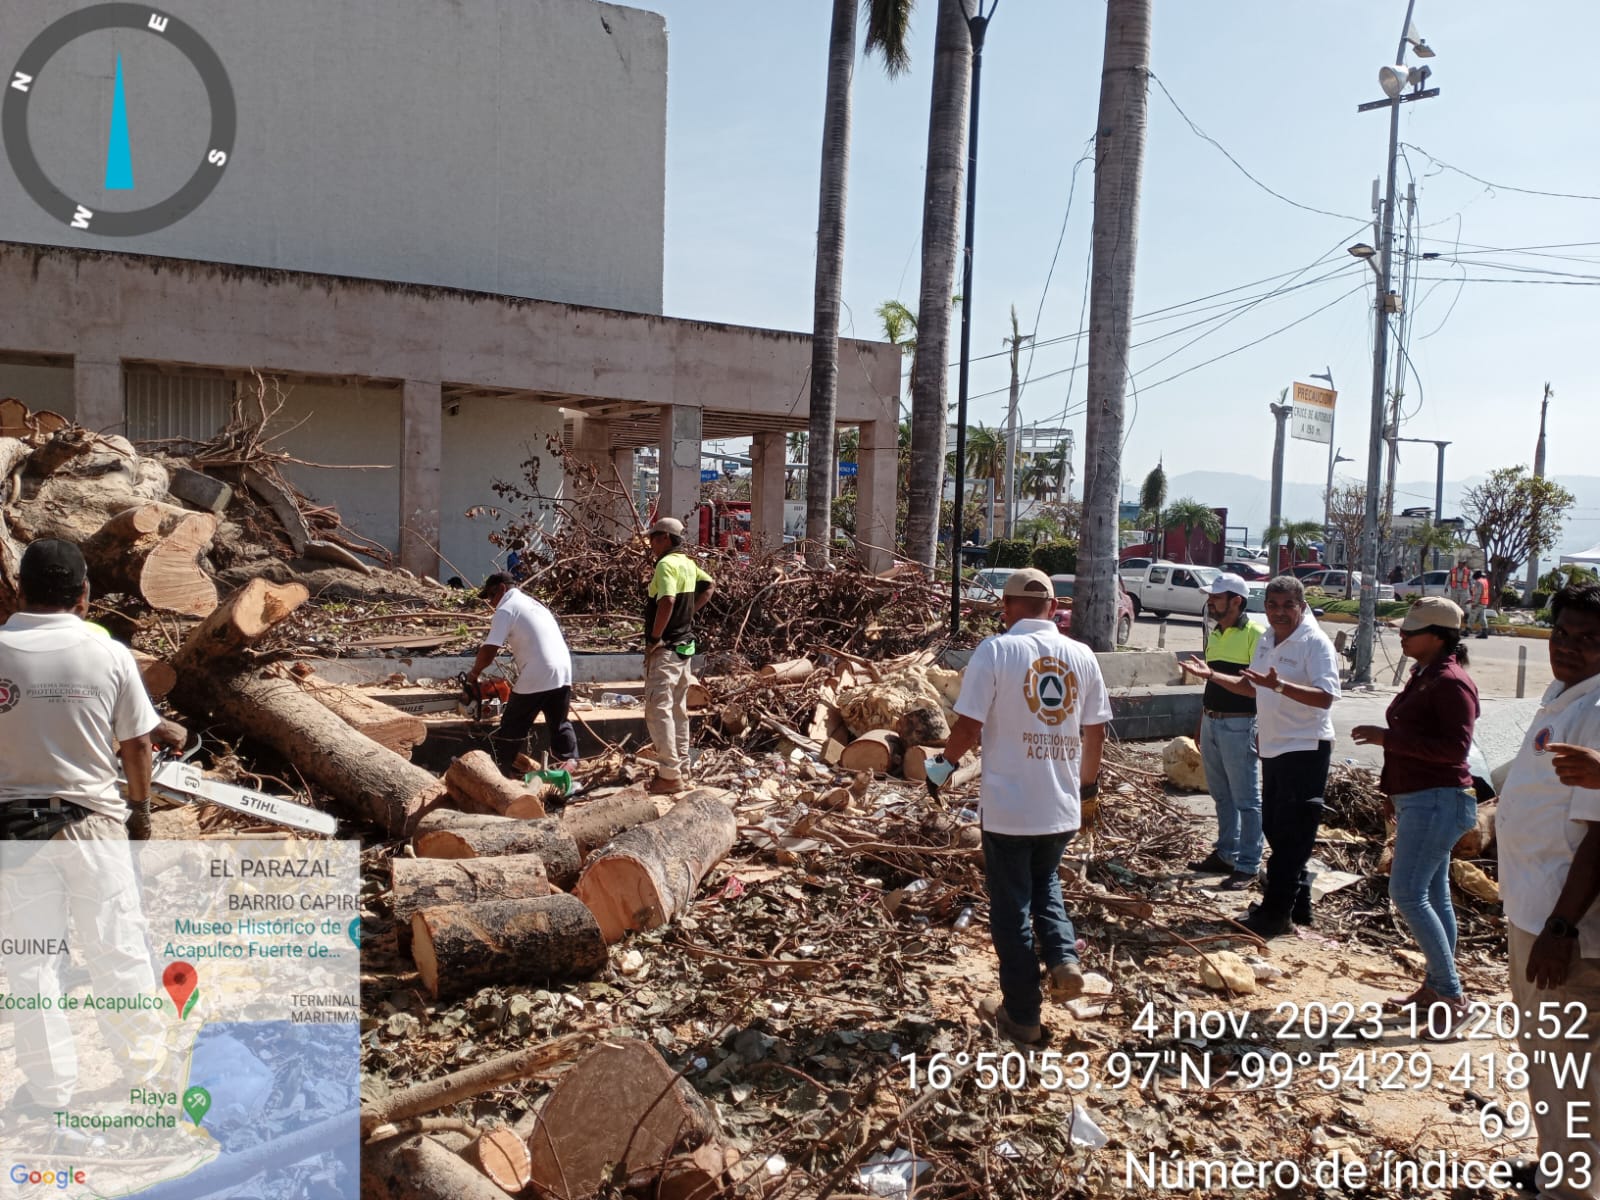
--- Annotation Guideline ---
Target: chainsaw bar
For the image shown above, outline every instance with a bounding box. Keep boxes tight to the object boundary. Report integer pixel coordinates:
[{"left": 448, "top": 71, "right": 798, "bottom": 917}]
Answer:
[{"left": 149, "top": 759, "right": 338, "bottom": 836}]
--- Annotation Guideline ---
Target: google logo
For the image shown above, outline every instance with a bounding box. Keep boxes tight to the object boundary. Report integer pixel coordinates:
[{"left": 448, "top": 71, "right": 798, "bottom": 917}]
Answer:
[{"left": 9, "top": 1163, "right": 85, "bottom": 1187}]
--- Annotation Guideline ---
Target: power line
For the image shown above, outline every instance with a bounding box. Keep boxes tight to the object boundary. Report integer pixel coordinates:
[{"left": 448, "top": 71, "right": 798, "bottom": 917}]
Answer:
[{"left": 1403, "top": 143, "right": 1600, "bottom": 203}]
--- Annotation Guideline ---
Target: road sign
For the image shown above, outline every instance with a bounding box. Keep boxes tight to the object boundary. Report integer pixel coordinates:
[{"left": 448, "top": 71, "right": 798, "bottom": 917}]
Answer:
[
  {"left": 722, "top": 460, "right": 741, "bottom": 474},
  {"left": 700, "top": 469, "right": 719, "bottom": 482},
  {"left": 838, "top": 461, "right": 858, "bottom": 478},
  {"left": 1290, "top": 382, "right": 1336, "bottom": 445}
]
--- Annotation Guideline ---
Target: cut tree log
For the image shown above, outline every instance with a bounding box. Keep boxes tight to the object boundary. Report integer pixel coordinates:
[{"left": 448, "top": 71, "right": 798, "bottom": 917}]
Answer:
[
  {"left": 363, "top": 1134, "right": 517, "bottom": 1200},
  {"left": 895, "top": 704, "right": 950, "bottom": 749},
  {"left": 758, "top": 657, "right": 815, "bottom": 682},
  {"left": 559, "top": 786, "right": 660, "bottom": 857},
  {"left": 360, "top": 1033, "right": 589, "bottom": 1139},
  {"left": 1454, "top": 802, "right": 1496, "bottom": 860},
  {"left": 390, "top": 856, "right": 550, "bottom": 950},
  {"left": 572, "top": 789, "right": 736, "bottom": 944},
  {"left": 82, "top": 503, "right": 219, "bottom": 616},
  {"left": 296, "top": 670, "right": 427, "bottom": 756},
  {"left": 526, "top": 1038, "right": 729, "bottom": 1200},
  {"left": 413, "top": 814, "right": 582, "bottom": 888},
  {"left": 839, "top": 729, "right": 904, "bottom": 775},
  {"left": 686, "top": 681, "right": 711, "bottom": 710},
  {"left": 444, "top": 750, "right": 551, "bottom": 818},
  {"left": 173, "top": 577, "right": 310, "bottom": 666},
  {"left": 410, "top": 894, "right": 607, "bottom": 1002},
  {"left": 467, "top": 1128, "right": 532, "bottom": 1194},
  {"left": 132, "top": 650, "right": 176, "bottom": 701},
  {"left": 901, "top": 743, "right": 945, "bottom": 783}
]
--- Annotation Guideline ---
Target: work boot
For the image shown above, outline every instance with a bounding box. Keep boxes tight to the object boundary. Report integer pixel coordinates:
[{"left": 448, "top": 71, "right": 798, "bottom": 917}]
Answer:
[
  {"left": 646, "top": 775, "right": 682, "bottom": 796},
  {"left": 1239, "top": 907, "right": 1293, "bottom": 938},
  {"left": 1047, "top": 962, "right": 1086, "bottom": 1003},
  {"left": 978, "top": 996, "right": 1044, "bottom": 1047},
  {"left": 1187, "top": 850, "right": 1234, "bottom": 874},
  {"left": 1220, "top": 870, "right": 1260, "bottom": 891},
  {"left": 1248, "top": 900, "right": 1312, "bottom": 928}
]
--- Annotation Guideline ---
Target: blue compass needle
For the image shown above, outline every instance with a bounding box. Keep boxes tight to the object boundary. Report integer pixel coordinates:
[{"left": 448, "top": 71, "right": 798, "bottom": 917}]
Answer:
[{"left": 105, "top": 52, "right": 133, "bottom": 189}]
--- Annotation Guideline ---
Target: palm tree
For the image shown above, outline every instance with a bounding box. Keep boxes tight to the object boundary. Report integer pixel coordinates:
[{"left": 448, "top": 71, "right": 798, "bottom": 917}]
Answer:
[
  {"left": 878, "top": 299, "right": 919, "bottom": 398},
  {"left": 964, "top": 423, "right": 1005, "bottom": 485},
  {"left": 806, "top": 0, "right": 914, "bottom": 567},
  {"left": 1263, "top": 519, "right": 1326, "bottom": 572},
  {"left": 1161, "top": 498, "right": 1221, "bottom": 563},
  {"left": 1019, "top": 457, "right": 1056, "bottom": 502},
  {"left": 904, "top": 0, "right": 973, "bottom": 570},
  {"left": 1077, "top": 0, "right": 1152, "bottom": 650},
  {"left": 1407, "top": 521, "right": 1459, "bottom": 577},
  {"left": 1137, "top": 462, "right": 1167, "bottom": 539}
]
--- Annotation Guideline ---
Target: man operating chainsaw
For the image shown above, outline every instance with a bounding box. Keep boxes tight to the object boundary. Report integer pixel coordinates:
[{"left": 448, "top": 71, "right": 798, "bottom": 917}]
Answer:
[
  {"left": 0, "top": 538, "right": 167, "bottom": 1121},
  {"left": 468, "top": 571, "right": 579, "bottom": 776}
]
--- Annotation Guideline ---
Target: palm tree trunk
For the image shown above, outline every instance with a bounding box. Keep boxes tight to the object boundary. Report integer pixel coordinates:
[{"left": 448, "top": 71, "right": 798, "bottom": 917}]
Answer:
[
  {"left": 805, "top": 0, "right": 856, "bottom": 567},
  {"left": 1077, "top": 0, "right": 1152, "bottom": 650},
  {"left": 904, "top": 0, "right": 972, "bottom": 571}
]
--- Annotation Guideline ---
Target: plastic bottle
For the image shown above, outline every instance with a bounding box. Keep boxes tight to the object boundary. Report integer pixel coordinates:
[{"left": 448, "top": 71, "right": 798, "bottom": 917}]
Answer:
[{"left": 953, "top": 906, "right": 975, "bottom": 930}]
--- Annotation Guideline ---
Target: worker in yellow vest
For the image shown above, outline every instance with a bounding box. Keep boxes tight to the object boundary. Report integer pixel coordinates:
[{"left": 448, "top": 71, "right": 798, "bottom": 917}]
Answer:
[{"left": 1469, "top": 571, "right": 1492, "bottom": 639}]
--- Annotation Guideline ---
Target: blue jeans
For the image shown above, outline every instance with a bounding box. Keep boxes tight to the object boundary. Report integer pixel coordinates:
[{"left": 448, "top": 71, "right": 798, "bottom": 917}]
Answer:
[
  {"left": 1201, "top": 714, "right": 1263, "bottom": 873},
  {"left": 1389, "top": 786, "right": 1478, "bottom": 998},
  {"left": 983, "top": 829, "right": 1078, "bottom": 1027}
]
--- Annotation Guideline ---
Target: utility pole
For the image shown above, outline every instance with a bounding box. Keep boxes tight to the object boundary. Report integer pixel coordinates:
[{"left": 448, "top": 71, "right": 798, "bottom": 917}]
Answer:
[
  {"left": 1380, "top": 182, "right": 1416, "bottom": 565},
  {"left": 1352, "top": 1, "right": 1437, "bottom": 686},
  {"left": 1268, "top": 397, "right": 1291, "bottom": 571},
  {"left": 1525, "top": 381, "right": 1553, "bottom": 598},
  {"left": 1079, "top": 0, "right": 1152, "bottom": 652},
  {"left": 1002, "top": 307, "right": 1031, "bottom": 539}
]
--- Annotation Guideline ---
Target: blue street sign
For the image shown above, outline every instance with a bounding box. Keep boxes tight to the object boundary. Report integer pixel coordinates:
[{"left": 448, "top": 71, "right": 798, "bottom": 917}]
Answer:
[
  {"left": 722, "top": 460, "right": 741, "bottom": 474},
  {"left": 838, "top": 461, "right": 858, "bottom": 478},
  {"left": 700, "top": 469, "right": 719, "bottom": 482}
]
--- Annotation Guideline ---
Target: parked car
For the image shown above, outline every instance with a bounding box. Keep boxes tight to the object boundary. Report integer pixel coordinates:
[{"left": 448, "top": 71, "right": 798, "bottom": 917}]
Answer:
[
  {"left": 1289, "top": 562, "right": 1327, "bottom": 580},
  {"left": 1394, "top": 570, "right": 1450, "bottom": 600},
  {"left": 1124, "top": 561, "right": 1219, "bottom": 618},
  {"left": 1225, "top": 545, "right": 1266, "bottom": 562},
  {"left": 1243, "top": 582, "right": 1270, "bottom": 629},
  {"left": 1302, "top": 569, "right": 1395, "bottom": 602},
  {"left": 1049, "top": 574, "right": 1135, "bottom": 646},
  {"left": 1117, "top": 556, "right": 1153, "bottom": 586},
  {"left": 1222, "top": 559, "right": 1272, "bottom": 581},
  {"left": 962, "top": 567, "right": 1016, "bottom": 602}
]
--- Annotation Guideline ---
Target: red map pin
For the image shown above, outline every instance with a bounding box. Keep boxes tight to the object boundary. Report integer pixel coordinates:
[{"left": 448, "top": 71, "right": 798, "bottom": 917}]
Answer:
[{"left": 163, "top": 961, "right": 198, "bottom": 1018}]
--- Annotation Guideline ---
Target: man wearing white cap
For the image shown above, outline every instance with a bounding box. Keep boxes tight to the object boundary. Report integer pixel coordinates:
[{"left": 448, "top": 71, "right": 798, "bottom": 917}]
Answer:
[
  {"left": 642, "top": 517, "right": 714, "bottom": 795},
  {"left": 1180, "top": 573, "right": 1263, "bottom": 889}
]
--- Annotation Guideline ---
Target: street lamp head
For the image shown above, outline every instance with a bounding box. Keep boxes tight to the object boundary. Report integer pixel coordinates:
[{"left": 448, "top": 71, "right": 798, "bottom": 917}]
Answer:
[
  {"left": 1347, "top": 243, "right": 1376, "bottom": 259},
  {"left": 1405, "top": 21, "right": 1437, "bottom": 58},
  {"left": 1378, "top": 65, "right": 1409, "bottom": 98}
]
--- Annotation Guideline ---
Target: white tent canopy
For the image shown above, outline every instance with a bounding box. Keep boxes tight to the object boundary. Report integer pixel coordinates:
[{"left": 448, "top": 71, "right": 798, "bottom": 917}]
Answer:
[{"left": 1560, "top": 544, "right": 1600, "bottom": 565}]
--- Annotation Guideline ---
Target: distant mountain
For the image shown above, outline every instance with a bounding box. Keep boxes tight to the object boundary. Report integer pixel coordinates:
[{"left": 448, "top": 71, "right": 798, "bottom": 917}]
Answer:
[{"left": 1164, "top": 469, "right": 1600, "bottom": 559}]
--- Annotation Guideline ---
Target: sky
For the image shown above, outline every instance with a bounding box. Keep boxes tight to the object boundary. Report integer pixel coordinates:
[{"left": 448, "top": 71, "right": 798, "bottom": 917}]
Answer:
[{"left": 634, "top": 0, "right": 1600, "bottom": 553}]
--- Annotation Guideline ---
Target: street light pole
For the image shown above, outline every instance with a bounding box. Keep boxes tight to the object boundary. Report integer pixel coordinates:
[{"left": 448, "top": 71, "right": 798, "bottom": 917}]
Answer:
[
  {"left": 949, "top": 5, "right": 994, "bottom": 637},
  {"left": 1312, "top": 367, "right": 1338, "bottom": 529}
]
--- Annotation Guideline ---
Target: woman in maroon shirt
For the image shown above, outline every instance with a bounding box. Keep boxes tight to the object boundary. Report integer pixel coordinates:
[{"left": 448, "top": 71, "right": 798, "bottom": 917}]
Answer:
[{"left": 1352, "top": 598, "right": 1480, "bottom": 1030}]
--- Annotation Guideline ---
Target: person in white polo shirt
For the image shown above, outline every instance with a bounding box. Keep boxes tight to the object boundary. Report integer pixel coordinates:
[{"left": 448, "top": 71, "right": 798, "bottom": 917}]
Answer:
[
  {"left": 1194, "top": 574, "right": 1341, "bottom": 937},
  {"left": 467, "top": 572, "right": 578, "bottom": 776},
  {"left": 1495, "top": 581, "right": 1600, "bottom": 1200},
  {"left": 925, "top": 568, "right": 1113, "bottom": 1045},
  {"left": 0, "top": 538, "right": 166, "bottom": 1120}
]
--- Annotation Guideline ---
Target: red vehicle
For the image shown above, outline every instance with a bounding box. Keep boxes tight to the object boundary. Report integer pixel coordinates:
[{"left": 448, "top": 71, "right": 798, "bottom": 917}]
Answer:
[{"left": 1050, "top": 574, "right": 1135, "bottom": 647}]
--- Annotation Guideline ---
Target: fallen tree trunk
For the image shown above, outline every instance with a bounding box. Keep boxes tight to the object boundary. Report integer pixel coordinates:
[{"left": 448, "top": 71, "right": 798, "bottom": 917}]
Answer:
[
  {"left": 559, "top": 786, "right": 659, "bottom": 857},
  {"left": 413, "top": 814, "right": 582, "bottom": 889},
  {"left": 173, "top": 577, "right": 310, "bottom": 666},
  {"left": 573, "top": 789, "right": 736, "bottom": 944},
  {"left": 410, "top": 895, "right": 607, "bottom": 1001},
  {"left": 133, "top": 650, "right": 176, "bottom": 701},
  {"left": 363, "top": 1134, "right": 516, "bottom": 1200},
  {"left": 526, "top": 1038, "right": 728, "bottom": 1200},
  {"left": 360, "top": 1034, "right": 589, "bottom": 1139},
  {"left": 391, "top": 856, "right": 550, "bottom": 951},
  {"left": 294, "top": 669, "right": 427, "bottom": 756},
  {"left": 839, "top": 729, "right": 903, "bottom": 775},
  {"left": 82, "top": 502, "right": 219, "bottom": 616},
  {"left": 444, "top": 750, "right": 550, "bottom": 818}
]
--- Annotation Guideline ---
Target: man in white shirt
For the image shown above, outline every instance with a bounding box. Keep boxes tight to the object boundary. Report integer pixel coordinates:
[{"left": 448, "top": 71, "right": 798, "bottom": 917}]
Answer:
[
  {"left": 1495, "top": 582, "right": 1600, "bottom": 1200},
  {"left": 0, "top": 539, "right": 166, "bottom": 1117},
  {"left": 927, "top": 568, "right": 1112, "bottom": 1045},
  {"left": 467, "top": 572, "right": 577, "bottom": 775},
  {"left": 1197, "top": 575, "right": 1341, "bottom": 937}
]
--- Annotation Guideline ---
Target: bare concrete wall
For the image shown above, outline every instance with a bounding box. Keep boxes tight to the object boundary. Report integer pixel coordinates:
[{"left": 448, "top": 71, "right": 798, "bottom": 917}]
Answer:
[
  {"left": 440, "top": 396, "right": 564, "bottom": 583},
  {"left": 0, "top": 0, "right": 666, "bottom": 314},
  {"left": 0, "top": 364, "right": 73, "bottom": 414}
]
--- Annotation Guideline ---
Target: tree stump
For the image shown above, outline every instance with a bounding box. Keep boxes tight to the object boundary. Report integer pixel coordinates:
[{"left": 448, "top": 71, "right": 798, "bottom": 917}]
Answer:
[
  {"left": 391, "top": 855, "right": 550, "bottom": 951},
  {"left": 82, "top": 503, "right": 219, "bottom": 616},
  {"left": 410, "top": 894, "right": 607, "bottom": 1001}
]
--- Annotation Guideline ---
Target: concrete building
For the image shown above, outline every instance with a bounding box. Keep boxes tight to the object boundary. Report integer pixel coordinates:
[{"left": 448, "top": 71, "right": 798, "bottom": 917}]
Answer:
[{"left": 0, "top": 0, "right": 899, "bottom": 577}]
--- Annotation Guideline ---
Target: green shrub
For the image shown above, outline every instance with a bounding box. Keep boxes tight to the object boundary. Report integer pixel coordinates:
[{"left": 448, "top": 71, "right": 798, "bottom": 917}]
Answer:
[
  {"left": 1532, "top": 590, "right": 1551, "bottom": 611},
  {"left": 986, "top": 538, "right": 1032, "bottom": 569},
  {"left": 1317, "top": 598, "right": 1412, "bottom": 619},
  {"left": 1500, "top": 586, "right": 1523, "bottom": 609},
  {"left": 1030, "top": 540, "right": 1078, "bottom": 576}
]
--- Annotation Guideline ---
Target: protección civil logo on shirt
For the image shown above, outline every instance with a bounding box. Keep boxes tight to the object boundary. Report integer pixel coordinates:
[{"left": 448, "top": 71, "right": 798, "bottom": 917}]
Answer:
[{"left": 1024, "top": 657, "right": 1079, "bottom": 727}]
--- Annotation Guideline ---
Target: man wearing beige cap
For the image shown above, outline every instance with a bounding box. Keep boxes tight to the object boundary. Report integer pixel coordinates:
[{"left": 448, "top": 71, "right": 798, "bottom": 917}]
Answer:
[
  {"left": 642, "top": 517, "right": 714, "bottom": 795},
  {"left": 926, "top": 567, "right": 1112, "bottom": 1045}
]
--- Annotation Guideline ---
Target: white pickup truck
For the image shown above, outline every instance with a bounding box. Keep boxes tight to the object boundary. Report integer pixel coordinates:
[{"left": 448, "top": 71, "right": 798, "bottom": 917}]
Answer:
[{"left": 1123, "top": 561, "right": 1219, "bottom": 618}]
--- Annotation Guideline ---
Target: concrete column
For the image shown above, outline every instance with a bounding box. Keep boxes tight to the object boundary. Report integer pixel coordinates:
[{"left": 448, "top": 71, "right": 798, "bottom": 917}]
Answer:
[
  {"left": 611, "top": 447, "right": 639, "bottom": 531},
  {"left": 655, "top": 404, "right": 702, "bottom": 530},
  {"left": 750, "top": 431, "right": 787, "bottom": 551},
  {"left": 400, "top": 379, "right": 442, "bottom": 577},
  {"left": 72, "top": 354, "right": 124, "bottom": 434},
  {"left": 855, "top": 419, "right": 897, "bottom": 573},
  {"left": 568, "top": 413, "right": 633, "bottom": 537}
]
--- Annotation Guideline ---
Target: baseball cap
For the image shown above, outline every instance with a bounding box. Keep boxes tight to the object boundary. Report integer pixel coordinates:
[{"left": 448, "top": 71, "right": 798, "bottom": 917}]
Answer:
[
  {"left": 648, "top": 517, "right": 685, "bottom": 538},
  {"left": 19, "top": 538, "right": 87, "bottom": 595},
  {"left": 1401, "top": 596, "right": 1463, "bottom": 632},
  {"left": 478, "top": 571, "right": 515, "bottom": 598},
  {"left": 1001, "top": 568, "right": 1053, "bottom": 599},
  {"left": 1204, "top": 572, "right": 1249, "bottom": 599}
]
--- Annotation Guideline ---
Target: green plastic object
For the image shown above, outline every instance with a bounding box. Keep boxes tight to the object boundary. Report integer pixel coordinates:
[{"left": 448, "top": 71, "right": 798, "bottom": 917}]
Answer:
[{"left": 526, "top": 769, "right": 573, "bottom": 797}]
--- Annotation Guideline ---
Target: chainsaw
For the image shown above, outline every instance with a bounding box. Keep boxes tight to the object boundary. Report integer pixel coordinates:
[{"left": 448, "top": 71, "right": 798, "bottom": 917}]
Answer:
[
  {"left": 135, "top": 735, "right": 339, "bottom": 836},
  {"left": 456, "top": 673, "right": 511, "bottom": 721}
]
